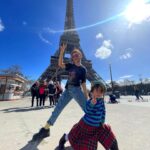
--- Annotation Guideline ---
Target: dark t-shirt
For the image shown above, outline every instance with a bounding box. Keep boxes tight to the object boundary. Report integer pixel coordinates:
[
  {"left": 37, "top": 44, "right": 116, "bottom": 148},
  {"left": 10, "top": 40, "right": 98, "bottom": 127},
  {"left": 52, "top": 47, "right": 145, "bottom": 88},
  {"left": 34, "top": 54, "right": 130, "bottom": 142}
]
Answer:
[
  {"left": 48, "top": 84, "right": 56, "bottom": 94},
  {"left": 65, "top": 63, "right": 86, "bottom": 88},
  {"left": 31, "top": 84, "right": 39, "bottom": 95}
]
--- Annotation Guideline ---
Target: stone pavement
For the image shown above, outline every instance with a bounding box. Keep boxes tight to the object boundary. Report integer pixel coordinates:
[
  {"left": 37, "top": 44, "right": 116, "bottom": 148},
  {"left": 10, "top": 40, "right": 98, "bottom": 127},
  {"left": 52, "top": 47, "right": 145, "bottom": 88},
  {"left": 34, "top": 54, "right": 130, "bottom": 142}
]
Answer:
[{"left": 0, "top": 96, "right": 150, "bottom": 150}]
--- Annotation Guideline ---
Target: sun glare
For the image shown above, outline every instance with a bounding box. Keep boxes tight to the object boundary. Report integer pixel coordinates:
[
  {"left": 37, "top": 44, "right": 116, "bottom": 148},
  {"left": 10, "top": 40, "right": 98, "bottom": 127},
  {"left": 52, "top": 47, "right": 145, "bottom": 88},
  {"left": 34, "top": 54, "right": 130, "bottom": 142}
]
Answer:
[{"left": 124, "top": 0, "right": 150, "bottom": 24}]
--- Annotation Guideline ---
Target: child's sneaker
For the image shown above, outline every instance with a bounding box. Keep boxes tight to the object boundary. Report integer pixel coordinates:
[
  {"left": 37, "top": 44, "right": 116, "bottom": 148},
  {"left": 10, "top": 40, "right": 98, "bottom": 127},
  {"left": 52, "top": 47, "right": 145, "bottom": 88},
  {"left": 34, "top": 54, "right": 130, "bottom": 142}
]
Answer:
[
  {"left": 58, "top": 134, "right": 66, "bottom": 150},
  {"left": 32, "top": 127, "right": 50, "bottom": 140}
]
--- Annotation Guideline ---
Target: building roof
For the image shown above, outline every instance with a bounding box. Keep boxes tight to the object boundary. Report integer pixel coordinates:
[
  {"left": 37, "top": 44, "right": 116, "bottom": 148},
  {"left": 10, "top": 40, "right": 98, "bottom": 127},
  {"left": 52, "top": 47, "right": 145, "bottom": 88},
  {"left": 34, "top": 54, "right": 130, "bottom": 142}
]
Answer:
[{"left": 0, "top": 74, "right": 27, "bottom": 83}]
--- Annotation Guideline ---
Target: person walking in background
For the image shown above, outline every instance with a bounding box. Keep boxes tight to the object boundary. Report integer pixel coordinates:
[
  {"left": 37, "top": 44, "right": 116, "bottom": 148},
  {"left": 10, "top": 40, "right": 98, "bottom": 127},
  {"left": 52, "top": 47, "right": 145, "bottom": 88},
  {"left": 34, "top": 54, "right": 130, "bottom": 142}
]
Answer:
[
  {"left": 134, "top": 86, "right": 143, "bottom": 101},
  {"left": 58, "top": 81, "right": 119, "bottom": 150},
  {"left": 31, "top": 81, "right": 39, "bottom": 107}
]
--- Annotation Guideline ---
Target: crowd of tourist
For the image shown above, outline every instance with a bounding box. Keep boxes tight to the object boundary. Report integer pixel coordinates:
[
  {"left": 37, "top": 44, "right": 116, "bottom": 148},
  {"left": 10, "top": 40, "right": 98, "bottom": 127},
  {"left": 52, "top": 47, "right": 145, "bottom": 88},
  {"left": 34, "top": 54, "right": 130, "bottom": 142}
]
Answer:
[{"left": 30, "top": 80, "right": 63, "bottom": 107}]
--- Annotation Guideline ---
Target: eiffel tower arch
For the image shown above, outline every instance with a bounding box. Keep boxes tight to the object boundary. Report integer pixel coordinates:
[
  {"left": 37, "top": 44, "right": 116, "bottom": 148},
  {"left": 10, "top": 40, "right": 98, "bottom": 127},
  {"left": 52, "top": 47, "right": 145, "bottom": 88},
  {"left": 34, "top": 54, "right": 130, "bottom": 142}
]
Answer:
[{"left": 39, "top": 0, "right": 105, "bottom": 84}]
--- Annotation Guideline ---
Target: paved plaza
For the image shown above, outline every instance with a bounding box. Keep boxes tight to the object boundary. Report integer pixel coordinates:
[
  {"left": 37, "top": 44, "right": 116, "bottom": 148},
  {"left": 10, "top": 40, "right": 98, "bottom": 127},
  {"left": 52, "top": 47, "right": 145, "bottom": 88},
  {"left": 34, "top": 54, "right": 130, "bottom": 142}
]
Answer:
[{"left": 0, "top": 96, "right": 150, "bottom": 150}]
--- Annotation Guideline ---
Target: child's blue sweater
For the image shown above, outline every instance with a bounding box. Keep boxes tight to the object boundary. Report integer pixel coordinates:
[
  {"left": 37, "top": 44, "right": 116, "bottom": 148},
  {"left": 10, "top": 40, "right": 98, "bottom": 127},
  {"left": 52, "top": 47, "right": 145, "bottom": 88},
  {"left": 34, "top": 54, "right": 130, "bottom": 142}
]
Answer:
[{"left": 82, "top": 98, "right": 105, "bottom": 127}]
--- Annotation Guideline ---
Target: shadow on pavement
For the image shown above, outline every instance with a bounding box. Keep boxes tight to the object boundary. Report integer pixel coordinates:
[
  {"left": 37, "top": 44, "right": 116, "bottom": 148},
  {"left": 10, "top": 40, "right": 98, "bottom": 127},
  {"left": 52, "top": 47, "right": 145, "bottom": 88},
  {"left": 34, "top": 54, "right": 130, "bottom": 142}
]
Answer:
[
  {"left": 55, "top": 146, "right": 73, "bottom": 150},
  {"left": 0, "top": 106, "right": 55, "bottom": 113},
  {"left": 20, "top": 140, "right": 73, "bottom": 150},
  {"left": 20, "top": 138, "right": 43, "bottom": 150}
]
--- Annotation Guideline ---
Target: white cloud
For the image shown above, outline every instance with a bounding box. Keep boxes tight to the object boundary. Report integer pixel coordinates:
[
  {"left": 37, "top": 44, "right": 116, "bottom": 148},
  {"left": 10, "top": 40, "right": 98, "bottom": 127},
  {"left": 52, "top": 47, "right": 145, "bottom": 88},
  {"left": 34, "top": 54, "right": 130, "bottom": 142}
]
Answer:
[
  {"left": 95, "top": 46, "right": 112, "bottom": 59},
  {"left": 44, "top": 27, "right": 56, "bottom": 34},
  {"left": 120, "top": 75, "right": 134, "bottom": 79},
  {"left": 39, "top": 33, "right": 52, "bottom": 45},
  {"left": 103, "top": 40, "right": 113, "bottom": 48},
  {"left": 116, "top": 79, "right": 124, "bottom": 83},
  {"left": 120, "top": 48, "right": 133, "bottom": 60},
  {"left": 0, "top": 18, "right": 5, "bottom": 32},
  {"left": 95, "top": 40, "right": 113, "bottom": 59},
  {"left": 120, "top": 52, "right": 132, "bottom": 59},
  {"left": 96, "top": 33, "right": 103, "bottom": 39}
]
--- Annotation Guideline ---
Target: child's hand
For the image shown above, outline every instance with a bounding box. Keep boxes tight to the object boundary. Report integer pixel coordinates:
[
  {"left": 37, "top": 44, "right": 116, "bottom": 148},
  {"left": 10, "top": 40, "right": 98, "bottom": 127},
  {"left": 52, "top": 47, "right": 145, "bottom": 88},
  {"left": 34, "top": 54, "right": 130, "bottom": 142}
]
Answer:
[
  {"left": 91, "top": 98, "right": 97, "bottom": 105},
  {"left": 60, "top": 43, "right": 67, "bottom": 54}
]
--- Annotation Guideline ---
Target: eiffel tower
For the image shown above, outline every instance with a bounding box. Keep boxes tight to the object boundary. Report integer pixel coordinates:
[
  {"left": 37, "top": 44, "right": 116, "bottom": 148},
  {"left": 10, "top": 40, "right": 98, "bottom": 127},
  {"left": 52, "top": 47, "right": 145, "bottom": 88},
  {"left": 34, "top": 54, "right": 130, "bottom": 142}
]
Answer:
[{"left": 39, "top": 0, "right": 104, "bottom": 83}]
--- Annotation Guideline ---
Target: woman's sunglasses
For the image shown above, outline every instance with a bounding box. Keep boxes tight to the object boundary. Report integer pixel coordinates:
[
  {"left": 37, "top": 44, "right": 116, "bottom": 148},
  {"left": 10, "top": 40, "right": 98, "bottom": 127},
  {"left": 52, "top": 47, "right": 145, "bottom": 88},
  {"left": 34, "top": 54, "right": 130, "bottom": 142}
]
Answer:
[{"left": 72, "top": 53, "right": 80, "bottom": 58}]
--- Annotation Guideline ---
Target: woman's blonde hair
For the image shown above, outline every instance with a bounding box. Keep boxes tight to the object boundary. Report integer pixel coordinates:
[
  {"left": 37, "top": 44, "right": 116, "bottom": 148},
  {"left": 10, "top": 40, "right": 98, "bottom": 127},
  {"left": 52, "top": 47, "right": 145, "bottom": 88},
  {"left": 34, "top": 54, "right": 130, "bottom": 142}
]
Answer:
[{"left": 71, "top": 48, "right": 82, "bottom": 57}]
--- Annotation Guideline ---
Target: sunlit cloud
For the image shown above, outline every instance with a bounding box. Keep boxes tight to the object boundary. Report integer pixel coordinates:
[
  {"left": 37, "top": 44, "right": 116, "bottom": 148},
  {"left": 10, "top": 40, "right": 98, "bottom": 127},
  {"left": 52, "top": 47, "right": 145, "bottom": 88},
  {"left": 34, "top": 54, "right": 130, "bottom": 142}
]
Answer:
[
  {"left": 38, "top": 32, "right": 52, "bottom": 45},
  {"left": 120, "top": 48, "right": 133, "bottom": 60},
  {"left": 95, "top": 46, "right": 112, "bottom": 59},
  {"left": 95, "top": 40, "right": 113, "bottom": 59},
  {"left": 0, "top": 18, "right": 5, "bottom": 32},
  {"left": 120, "top": 75, "right": 134, "bottom": 79},
  {"left": 96, "top": 33, "right": 103, "bottom": 39}
]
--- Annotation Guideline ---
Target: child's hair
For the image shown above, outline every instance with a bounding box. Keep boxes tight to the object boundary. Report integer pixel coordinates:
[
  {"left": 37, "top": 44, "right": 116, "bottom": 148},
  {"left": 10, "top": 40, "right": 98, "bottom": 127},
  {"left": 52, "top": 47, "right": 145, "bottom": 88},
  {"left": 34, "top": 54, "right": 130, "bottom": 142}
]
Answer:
[
  {"left": 71, "top": 48, "right": 82, "bottom": 57},
  {"left": 91, "top": 81, "right": 107, "bottom": 93}
]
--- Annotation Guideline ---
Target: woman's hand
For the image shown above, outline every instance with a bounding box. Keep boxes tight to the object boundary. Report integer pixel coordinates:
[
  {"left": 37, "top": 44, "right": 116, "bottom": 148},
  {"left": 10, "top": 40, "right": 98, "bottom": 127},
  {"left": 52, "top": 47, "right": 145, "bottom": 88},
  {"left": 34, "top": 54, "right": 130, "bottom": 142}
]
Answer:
[{"left": 60, "top": 43, "right": 67, "bottom": 54}]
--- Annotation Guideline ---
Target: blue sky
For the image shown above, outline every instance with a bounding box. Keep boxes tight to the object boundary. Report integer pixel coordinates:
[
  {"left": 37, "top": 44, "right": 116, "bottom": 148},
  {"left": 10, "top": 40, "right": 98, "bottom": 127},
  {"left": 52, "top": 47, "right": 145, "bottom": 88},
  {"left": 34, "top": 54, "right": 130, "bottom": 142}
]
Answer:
[{"left": 0, "top": 0, "right": 150, "bottom": 84}]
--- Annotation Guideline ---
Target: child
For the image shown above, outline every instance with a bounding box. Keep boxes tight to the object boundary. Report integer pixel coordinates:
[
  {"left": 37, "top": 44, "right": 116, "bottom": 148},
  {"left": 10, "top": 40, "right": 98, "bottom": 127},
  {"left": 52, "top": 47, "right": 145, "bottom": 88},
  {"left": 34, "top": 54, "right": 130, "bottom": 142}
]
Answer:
[{"left": 58, "top": 81, "right": 119, "bottom": 150}]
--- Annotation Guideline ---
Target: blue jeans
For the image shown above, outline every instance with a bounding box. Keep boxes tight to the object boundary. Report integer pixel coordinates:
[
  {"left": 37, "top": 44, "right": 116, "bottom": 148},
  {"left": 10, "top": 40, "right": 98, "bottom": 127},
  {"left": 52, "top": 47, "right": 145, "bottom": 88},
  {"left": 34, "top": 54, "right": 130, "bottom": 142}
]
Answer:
[{"left": 47, "top": 86, "right": 87, "bottom": 125}]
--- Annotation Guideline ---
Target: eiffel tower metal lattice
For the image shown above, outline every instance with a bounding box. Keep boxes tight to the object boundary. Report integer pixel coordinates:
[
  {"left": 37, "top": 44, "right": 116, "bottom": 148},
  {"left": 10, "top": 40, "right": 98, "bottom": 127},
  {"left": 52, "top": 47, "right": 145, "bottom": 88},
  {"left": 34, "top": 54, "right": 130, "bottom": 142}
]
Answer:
[{"left": 39, "top": 0, "right": 105, "bottom": 83}]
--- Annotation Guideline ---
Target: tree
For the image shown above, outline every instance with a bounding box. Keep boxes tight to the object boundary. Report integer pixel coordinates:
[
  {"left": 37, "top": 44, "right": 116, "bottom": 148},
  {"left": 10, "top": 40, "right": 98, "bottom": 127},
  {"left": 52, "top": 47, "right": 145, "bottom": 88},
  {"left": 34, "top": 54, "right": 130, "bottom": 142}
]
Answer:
[
  {"left": 139, "top": 74, "right": 143, "bottom": 84},
  {"left": 143, "top": 78, "right": 150, "bottom": 84},
  {"left": 0, "top": 65, "right": 23, "bottom": 76},
  {"left": 0, "top": 65, "right": 37, "bottom": 92}
]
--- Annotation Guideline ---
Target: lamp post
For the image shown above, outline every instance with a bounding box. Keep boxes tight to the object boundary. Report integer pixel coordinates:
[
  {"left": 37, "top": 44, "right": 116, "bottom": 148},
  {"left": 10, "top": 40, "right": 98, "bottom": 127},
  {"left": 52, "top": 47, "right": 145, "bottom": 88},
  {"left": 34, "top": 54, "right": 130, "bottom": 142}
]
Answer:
[{"left": 109, "top": 64, "right": 114, "bottom": 94}]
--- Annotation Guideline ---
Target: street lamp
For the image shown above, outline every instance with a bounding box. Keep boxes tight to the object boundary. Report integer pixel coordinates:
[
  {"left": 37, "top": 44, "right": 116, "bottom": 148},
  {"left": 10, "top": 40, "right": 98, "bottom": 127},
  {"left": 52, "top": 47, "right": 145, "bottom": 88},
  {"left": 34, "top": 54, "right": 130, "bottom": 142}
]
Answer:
[{"left": 109, "top": 64, "right": 114, "bottom": 94}]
